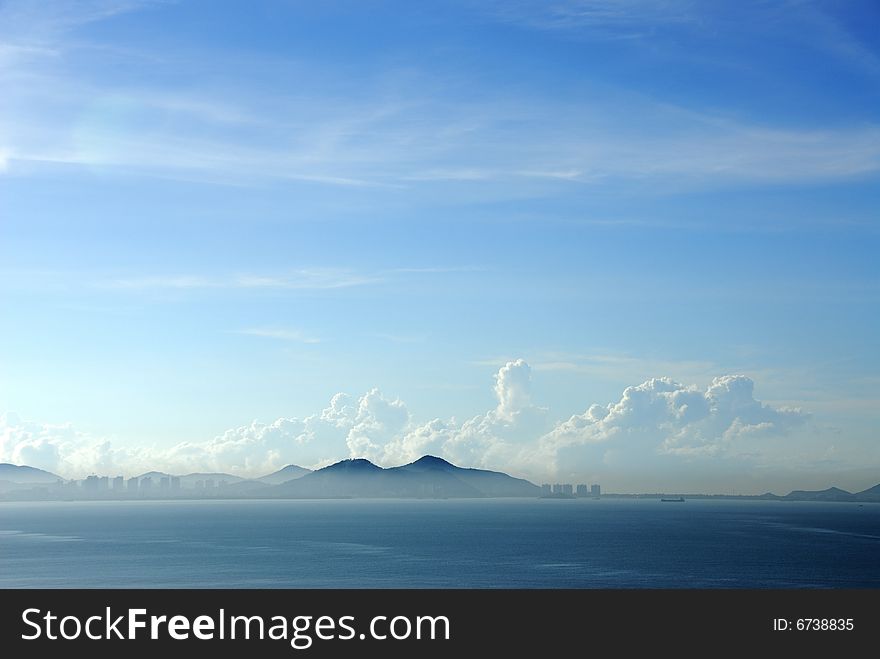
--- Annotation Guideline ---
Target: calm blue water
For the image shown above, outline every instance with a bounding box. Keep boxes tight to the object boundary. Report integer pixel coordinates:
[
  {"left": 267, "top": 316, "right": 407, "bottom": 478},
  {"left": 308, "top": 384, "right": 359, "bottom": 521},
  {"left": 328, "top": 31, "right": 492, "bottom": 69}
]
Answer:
[{"left": 1, "top": 499, "right": 878, "bottom": 588}]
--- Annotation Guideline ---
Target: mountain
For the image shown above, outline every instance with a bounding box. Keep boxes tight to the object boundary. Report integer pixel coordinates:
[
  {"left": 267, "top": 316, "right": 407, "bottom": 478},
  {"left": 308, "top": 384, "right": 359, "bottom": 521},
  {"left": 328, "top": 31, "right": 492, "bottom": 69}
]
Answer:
[
  {"left": 135, "top": 471, "right": 170, "bottom": 481},
  {"left": 855, "top": 483, "right": 880, "bottom": 502},
  {"left": 274, "top": 459, "right": 389, "bottom": 498},
  {"left": 391, "top": 455, "right": 542, "bottom": 497},
  {"left": 783, "top": 487, "right": 854, "bottom": 502},
  {"left": 395, "top": 455, "right": 457, "bottom": 473},
  {"left": 273, "top": 455, "right": 541, "bottom": 498},
  {"left": 0, "top": 463, "right": 60, "bottom": 484},
  {"left": 258, "top": 464, "right": 312, "bottom": 485}
]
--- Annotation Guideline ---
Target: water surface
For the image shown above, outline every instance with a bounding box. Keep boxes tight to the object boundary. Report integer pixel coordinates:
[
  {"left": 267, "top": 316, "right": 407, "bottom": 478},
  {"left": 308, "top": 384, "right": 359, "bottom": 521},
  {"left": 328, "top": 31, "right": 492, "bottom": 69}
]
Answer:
[{"left": 1, "top": 499, "right": 877, "bottom": 588}]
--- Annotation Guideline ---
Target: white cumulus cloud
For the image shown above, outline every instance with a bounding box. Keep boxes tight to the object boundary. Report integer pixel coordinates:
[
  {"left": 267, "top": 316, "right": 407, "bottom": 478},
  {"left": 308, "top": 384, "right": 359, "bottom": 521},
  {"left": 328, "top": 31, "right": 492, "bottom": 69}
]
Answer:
[
  {"left": 540, "top": 375, "right": 809, "bottom": 480},
  {"left": 1, "top": 364, "right": 815, "bottom": 484}
]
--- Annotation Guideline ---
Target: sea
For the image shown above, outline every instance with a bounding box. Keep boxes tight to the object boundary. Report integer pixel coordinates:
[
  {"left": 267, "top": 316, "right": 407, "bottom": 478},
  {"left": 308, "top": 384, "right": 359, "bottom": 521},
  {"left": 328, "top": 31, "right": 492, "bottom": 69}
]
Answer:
[{"left": 1, "top": 498, "right": 878, "bottom": 588}]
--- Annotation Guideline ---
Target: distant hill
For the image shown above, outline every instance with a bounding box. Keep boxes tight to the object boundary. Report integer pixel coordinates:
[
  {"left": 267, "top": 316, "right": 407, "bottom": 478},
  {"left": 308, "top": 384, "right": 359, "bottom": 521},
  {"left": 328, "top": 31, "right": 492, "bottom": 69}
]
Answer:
[
  {"left": 258, "top": 464, "right": 312, "bottom": 485},
  {"left": 392, "top": 455, "right": 542, "bottom": 497},
  {"left": 772, "top": 484, "right": 880, "bottom": 503},
  {"left": 273, "top": 459, "right": 392, "bottom": 498},
  {"left": 855, "top": 483, "right": 880, "bottom": 502},
  {"left": 0, "top": 463, "right": 60, "bottom": 484},
  {"left": 273, "top": 455, "right": 541, "bottom": 498},
  {"left": 783, "top": 486, "right": 854, "bottom": 502},
  {"left": 135, "top": 471, "right": 170, "bottom": 481}
]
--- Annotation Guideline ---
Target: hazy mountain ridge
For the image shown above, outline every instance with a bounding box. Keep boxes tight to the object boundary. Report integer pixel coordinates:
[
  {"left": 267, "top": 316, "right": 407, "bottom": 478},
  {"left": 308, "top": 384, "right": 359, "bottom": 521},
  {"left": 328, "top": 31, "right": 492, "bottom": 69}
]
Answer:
[
  {"left": 782, "top": 486, "right": 855, "bottom": 502},
  {"left": 0, "top": 458, "right": 878, "bottom": 502},
  {"left": 269, "top": 455, "right": 541, "bottom": 498},
  {"left": 779, "top": 484, "right": 880, "bottom": 503},
  {"left": 257, "top": 464, "right": 313, "bottom": 485},
  {"left": 0, "top": 463, "right": 61, "bottom": 484},
  {"left": 605, "top": 485, "right": 880, "bottom": 502}
]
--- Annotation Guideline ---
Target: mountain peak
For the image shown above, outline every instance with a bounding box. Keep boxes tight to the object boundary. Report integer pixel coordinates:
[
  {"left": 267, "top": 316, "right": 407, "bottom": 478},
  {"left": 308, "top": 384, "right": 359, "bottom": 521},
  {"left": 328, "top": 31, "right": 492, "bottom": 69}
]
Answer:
[
  {"left": 319, "top": 458, "right": 382, "bottom": 473},
  {"left": 0, "top": 463, "right": 61, "bottom": 484},
  {"left": 258, "top": 464, "right": 312, "bottom": 485},
  {"left": 783, "top": 486, "right": 854, "bottom": 501},
  {"left": 413, "top": 455, "right": 454, "bottom": 467},
  {"left": 393, "top": 455, "right": 459, "bottom": 474},
  {"left": 276, "top": 455, "right": 540, "bottom": 498}
]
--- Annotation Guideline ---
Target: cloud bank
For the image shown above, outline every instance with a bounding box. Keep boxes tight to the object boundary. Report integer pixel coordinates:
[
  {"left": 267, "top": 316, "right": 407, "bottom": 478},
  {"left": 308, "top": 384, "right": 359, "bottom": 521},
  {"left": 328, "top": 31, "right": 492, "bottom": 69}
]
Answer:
[
  {"left": 538, "top": 375, "right": 809, "bottom": 479},
  {"left": 1, "top": 360, "right": 816, "bottom": 489}
]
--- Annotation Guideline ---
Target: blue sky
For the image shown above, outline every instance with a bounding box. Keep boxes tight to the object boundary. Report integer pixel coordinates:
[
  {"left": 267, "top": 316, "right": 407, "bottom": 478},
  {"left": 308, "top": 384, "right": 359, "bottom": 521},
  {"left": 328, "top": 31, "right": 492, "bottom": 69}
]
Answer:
[{"left": 1, "top": 0, "right": 878, "bottom": 493}]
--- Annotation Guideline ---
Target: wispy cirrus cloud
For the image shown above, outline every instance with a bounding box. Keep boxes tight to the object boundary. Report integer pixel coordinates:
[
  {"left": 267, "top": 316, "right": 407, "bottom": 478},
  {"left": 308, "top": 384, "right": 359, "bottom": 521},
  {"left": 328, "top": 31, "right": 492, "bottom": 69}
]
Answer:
[
  {"left": 233, "top": 328, "right": 321, "bottom": 344},
  {"left": 385, "top": 266, "right": 487, "bottom": 274},
  {"left": 279, "top": 173, "right": 392, "bottom": 188},
  {"left": 234, "top": 270, "right": 382, "bottom": 290},
  {"left": 94, "top": 265, "right": 490, "bottom": 294},
  {"left": 0, "top": 0, "right": 164, "bottom": 39},
  {"left": 373, "top": 333, "right": 426, "bottom": 344},
  {"left": 101, "top": 275, "right": 216, "bottom": 290},
  {"left": 0, "top": 265, "right": 485, "bottom": 295},
  {"left": 2, "top": 1, "right": 879, "bottom": 193},
  {"left": 481, "top": 0, "right": 697, "bottom": 35},
  {"left": 98, "top": 269, "right": 382, "bottom": 292},
  {"left": 481, "top": 0, "right": 879, "bottom": 77}
]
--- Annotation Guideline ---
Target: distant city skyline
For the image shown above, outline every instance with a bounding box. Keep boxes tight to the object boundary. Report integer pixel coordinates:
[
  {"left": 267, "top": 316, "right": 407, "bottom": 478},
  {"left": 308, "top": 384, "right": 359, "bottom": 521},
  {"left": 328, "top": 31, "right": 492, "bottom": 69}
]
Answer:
[
  {"left": 1, "top": 1, "right": 878, "bottom": 494},
  {"left": 3, "top": 454, "right": 879, "bottom": 502}
]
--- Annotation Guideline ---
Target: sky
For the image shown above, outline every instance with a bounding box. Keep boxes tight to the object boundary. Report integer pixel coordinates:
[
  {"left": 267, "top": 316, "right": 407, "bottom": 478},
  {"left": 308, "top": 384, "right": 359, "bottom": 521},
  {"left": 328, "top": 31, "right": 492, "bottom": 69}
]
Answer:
[{"left": 0, "top": 0, "right": 878, "bottom": 494}]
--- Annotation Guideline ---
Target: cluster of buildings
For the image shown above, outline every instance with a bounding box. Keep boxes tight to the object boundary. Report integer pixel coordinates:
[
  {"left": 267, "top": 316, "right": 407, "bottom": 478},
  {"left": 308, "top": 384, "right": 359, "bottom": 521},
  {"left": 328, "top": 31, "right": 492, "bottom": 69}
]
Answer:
[
  {"left": 49, "top": 475, "right": 230, "bottom": 498},
  {"left": 540, "top": 483, "right": 600, "bottom": 498},
  {"left": 74, "top": 474, "right": 182, "bottom": 494}
]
